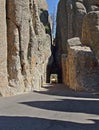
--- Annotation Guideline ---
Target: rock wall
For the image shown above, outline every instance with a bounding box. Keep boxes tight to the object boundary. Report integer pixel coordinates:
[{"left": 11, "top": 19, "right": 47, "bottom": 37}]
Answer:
[
  {"left": 82, "top": 11, "right": 99, "bottom": 60},
  {"left": 0, "top": 0, "right": 8, "bottom": 96},
  {"left": 56, "top": 0, "right": 99, "bottom": 91},
  {"left": 56, "top": 0, "right": 99, "bottom": 61},
  {"left": 62, "top": 38, "right": 99, "bottom": 91},
  {"left": 0, "top": 0, "right": 51, "bottom": 96}
]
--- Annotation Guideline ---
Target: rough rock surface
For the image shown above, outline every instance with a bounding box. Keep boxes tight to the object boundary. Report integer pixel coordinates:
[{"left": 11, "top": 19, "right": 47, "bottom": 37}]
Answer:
[
  {"left": 0, "top": 0, "right": 51, "bottom": 96},
  {"left": 62, "top": 38, "right": 99, "bottom": 91},
  {"left": 82, "top": 11, "right": 99, "bottom": 59},
  {"left": 0, "top": 0, "right": 8, "bottom": 96},
  {"left": 56, "top": 0, "right": 99, "bottom": 91},
  {"left": 56, "top": 0, "right": 99, "bottom": 62}
]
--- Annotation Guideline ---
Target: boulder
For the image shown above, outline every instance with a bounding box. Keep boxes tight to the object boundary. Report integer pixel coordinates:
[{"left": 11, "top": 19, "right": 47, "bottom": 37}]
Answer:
[{"left": 62, "top": 38, "right": 99, "bottom": 91}]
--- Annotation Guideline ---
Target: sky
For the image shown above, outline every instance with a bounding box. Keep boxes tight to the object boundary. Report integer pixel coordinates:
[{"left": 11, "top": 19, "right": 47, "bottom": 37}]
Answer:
[
  {"left": 46, "top": 0, "right": 59, "bottom": 14},
  {"left": 46, "top": 0, "right": 59, "bottom": 37}
]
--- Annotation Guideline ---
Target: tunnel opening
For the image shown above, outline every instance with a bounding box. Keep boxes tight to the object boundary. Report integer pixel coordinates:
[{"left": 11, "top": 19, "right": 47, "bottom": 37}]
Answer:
[
  {"left": 46, "top": 39, "right": 62, "bottom": 84},
  {"left": 50, "top": 74, "right": 58, "bottom": 84}
]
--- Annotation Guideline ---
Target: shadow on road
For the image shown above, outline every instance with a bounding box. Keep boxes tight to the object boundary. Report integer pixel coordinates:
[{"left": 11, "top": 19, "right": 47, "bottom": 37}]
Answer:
[
  {"left": 18, "top": 84, "right": 99, "bottom": 129},
  {"left": 20, "top": 98, "right": 99, "bottom": 115},
  {"left": 1, "top": 84, "right": 99, "bottom": 130},
  {"left": 39, "top": 84, "right": 99, "bottom": 98},
  {"left": 0, "top": 116, "right": 99, "bottom": 130}
]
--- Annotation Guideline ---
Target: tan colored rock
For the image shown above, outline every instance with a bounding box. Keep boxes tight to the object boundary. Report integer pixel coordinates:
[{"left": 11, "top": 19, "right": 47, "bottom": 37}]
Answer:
[
  {"left": 7, "top": 0, "right": 31, "bottom": 94},
  {"left": 29, "top": 0, "right": 51, "bottom": 90},
  {"left": 75, "top": 2, "right": 87, "bottom": 37},
  {"left": 0, "top": 0, "right": 8, "bottom": 96},
  {"left": 82, "top": 11, "right": 99, "bottom": 59},
  {"left": 0, "top": 0, "right": 51, "bottom": 96},
  {"left": 56, "top": 0, "right": 99, "bottom": 92},
  {"left": 56, "top": 0, "right": 87, "bottom": 64},
  {"left": 56, "top": 0, "right": 99, "bottom": 63},
  {"left": 62, "top": 38, "right": 99, "bottom": 91}
]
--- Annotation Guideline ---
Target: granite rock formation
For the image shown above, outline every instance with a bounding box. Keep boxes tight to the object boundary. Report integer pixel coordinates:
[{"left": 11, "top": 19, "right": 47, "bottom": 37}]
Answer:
[
  {"left": 0, "top": 0, "right": 51, "bottom": 96},
  {"left": 56, "top": 0, "right": 99, "bottom": 91},
  {"left": 82, "top": 11, "right": 99, "bottom": 60},
  {"left": 62, "top": 38, "right": 99, "bottom": 91},
  {"left": 56, "top": 0, "right": 99, "bottom": 61},
  {"left": 0, "top": 0, "right": 99, "bottom": 96},
  {"left": 0, "top": 0, "right": 8, "bottom": 96}
]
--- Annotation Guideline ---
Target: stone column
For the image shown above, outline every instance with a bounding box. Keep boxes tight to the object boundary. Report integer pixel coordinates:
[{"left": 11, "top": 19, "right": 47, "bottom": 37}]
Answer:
[{"left": 0, "top": 0, "right": 8, "bottom": 96}]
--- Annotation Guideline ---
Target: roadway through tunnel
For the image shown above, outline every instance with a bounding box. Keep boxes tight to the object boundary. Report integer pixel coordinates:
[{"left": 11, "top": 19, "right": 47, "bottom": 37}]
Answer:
[{"left": 46, "top": 40, "right": 62, "bottom": 84}]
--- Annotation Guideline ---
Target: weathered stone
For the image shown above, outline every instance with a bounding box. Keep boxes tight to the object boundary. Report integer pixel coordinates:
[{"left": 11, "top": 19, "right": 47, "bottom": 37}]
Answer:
[
  {"left": 75, "top": 2, "right": 87, "bottom": 37},
  {"left": 56, "top": 0, "right": 99, "bottom": 62},
  {"left": 62, "top": 38, "right": 99, "bottom": 91},
  {"left": 90, "top": 5, "right": 99, "bottom": 11},
  {"left": 82, "top": 11, "right": 99, "bottom": 60},
  {"left": 56, "top": 0, "right": 99, "bottom": 92},
  {"left": 0, "top": 0, "right": 51, "bottom": 96},
  {"left": 29, "top": 0, "right": 51, "bottom": 90},
  {"left": 0, "top": 0, "right": 8, "bottom": 96},
  {"left": 7, "top": 0, "right": 29, "bottom": 94},
  {"left": 56, "top": 0, "right": 87, "bottom": 64},
  {"left": 85, "top": 0, "right": 99, "bottom": 6}
]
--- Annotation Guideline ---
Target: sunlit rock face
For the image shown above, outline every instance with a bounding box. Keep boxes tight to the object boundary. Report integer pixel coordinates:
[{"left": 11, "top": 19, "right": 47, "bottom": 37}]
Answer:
[
  {"left": 0, "top": 0, "right": 9, "bottom": 96},
  {"left": 62, "top": 38, "right": 99, "bottom": 91},
  {"left": 56, "top": 0, "right": 99, "bottom": 60},
  {"left": 56, "top": 0, "right": 99, "bottom": 91},
  {"left": 0, "top": 0, "right": 51, "bottom": 96},
  {"left": 82, "top": 11, "right": 99, "bottom": 60}
]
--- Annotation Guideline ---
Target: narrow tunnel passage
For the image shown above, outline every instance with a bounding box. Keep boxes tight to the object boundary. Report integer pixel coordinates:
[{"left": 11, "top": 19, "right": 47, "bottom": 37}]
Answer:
[
  {"left": 45, "top": 0, "right": 62, "bottom": 85},
  {"left": 46, "top": 39, "right": 62, "bottom": 84}
]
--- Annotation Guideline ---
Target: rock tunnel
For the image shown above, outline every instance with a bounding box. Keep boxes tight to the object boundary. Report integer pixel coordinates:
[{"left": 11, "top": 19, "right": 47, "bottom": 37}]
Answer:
[
  {"left": 46, "top": 39, "right": 62, "bottom": 84},
  {"left": 0, "top": 0, "right": 99, "bottom": 96}
]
